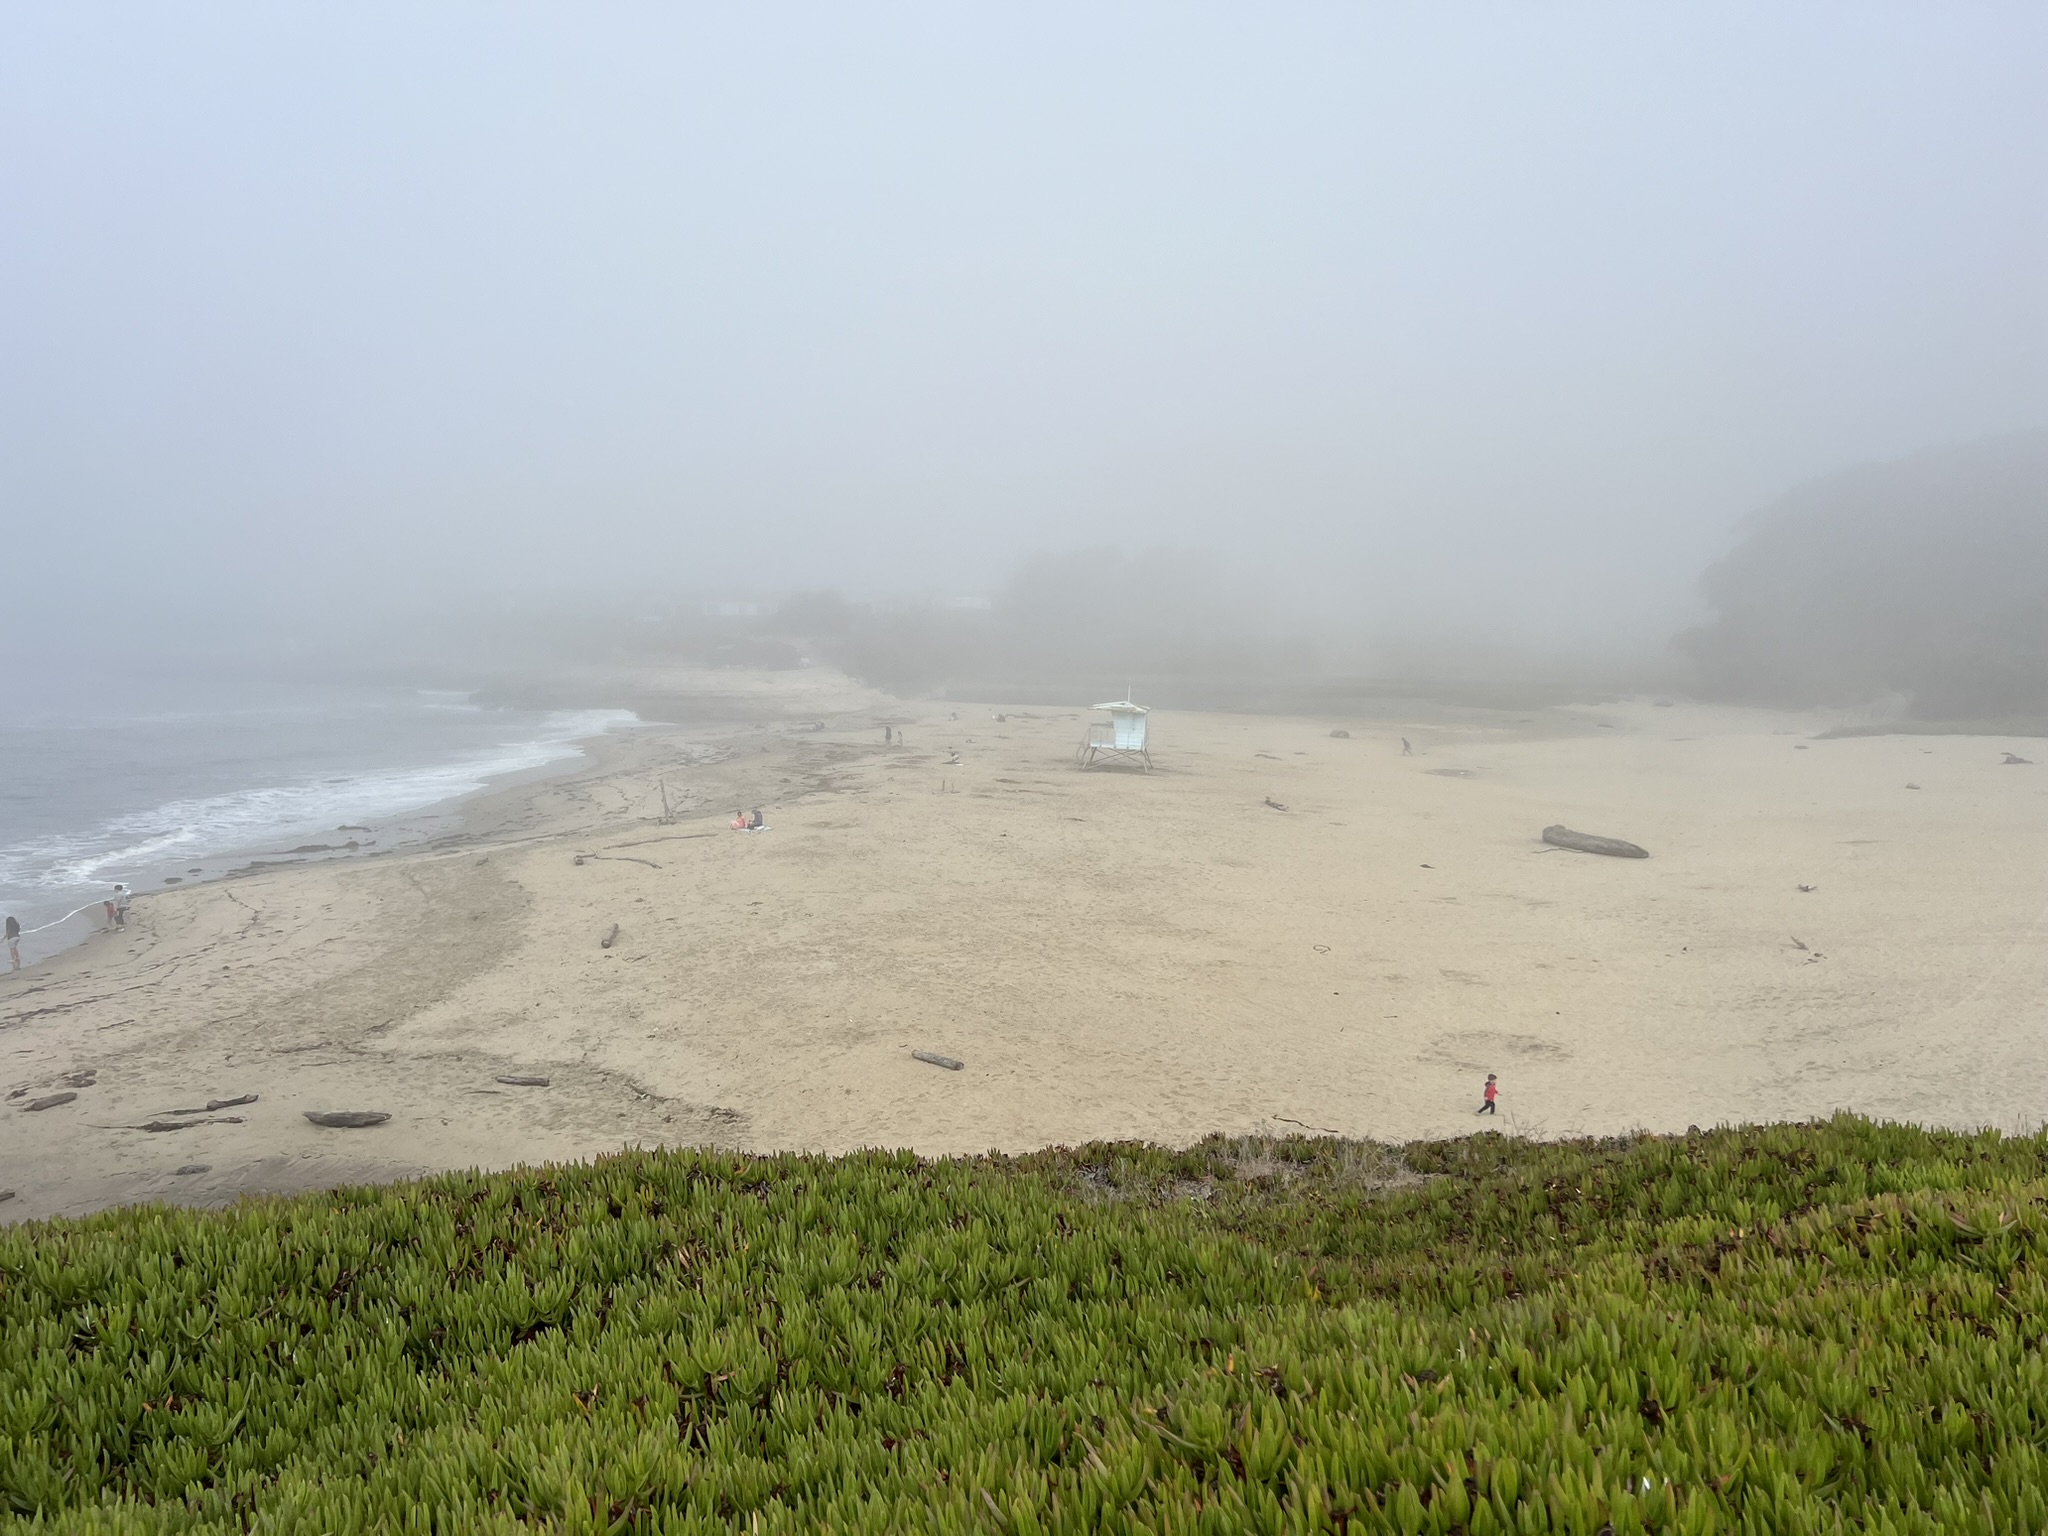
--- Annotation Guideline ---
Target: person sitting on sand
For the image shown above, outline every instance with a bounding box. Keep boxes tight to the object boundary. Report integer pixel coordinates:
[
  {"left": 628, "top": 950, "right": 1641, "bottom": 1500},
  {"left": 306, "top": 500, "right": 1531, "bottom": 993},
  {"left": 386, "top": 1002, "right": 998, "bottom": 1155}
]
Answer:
[
  {"left": 731, "top": 808, "right": 766, "bottom": 831},
  {"left": 1476, "top": 1072, "right": 1498, "bottom": 1115}
]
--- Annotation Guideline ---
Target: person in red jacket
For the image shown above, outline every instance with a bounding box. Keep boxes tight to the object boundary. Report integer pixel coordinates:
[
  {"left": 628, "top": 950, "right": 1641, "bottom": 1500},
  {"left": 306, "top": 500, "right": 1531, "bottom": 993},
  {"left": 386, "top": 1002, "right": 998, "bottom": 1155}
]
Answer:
[{"left": 1477, "top": 1073, "right": 1498, "bottom": 1115}]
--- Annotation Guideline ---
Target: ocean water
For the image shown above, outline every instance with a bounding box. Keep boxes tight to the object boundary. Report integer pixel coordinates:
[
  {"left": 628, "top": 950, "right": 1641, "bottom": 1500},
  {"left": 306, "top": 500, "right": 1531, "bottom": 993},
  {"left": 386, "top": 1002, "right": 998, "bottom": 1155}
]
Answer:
[{"left": 0, "top": 681, "right": 636, "bottom": 967}]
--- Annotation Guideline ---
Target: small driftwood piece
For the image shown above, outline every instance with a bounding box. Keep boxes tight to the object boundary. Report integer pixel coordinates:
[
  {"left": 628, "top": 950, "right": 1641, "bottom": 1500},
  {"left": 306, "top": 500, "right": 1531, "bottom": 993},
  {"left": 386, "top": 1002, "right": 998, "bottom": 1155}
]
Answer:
[
  {"left": 23, "top": 1092, "right": 77, "bottom": 1112},
  {"left": 303, "top": 1110, "right": 390, "bottom": 1129},
  {"left": 496, "top": 1074, "right": 551, "bottom": 1087},
  {"left": 2004, "top": 753, "right": 2033, "bottom": 765},
  {"left": 912, "top": 1051, "right": 964, "bottom": 1071},
  {"left": 0, "top": 1190, "right": 13, "bottom": 1203},
  {"left": 1263, "top": 798, "right": 1288, "bottom": 812},
  {"left": 172, "top": 1093, "right": 258, "bottom": 1114},
  {"left": 1273, "top": 1114, "right": 1343, "bottom": 1135},
  {"left": 174, "top": 1165, "right": 210, "bottom": 1176},
  {"left": 1541, "top": 824, "right": 1649, "bottom": 859},
  {"left": 601, "top": 924, "right": 620, "bottom": 950},
  {"left": 132, "top": 1115, "right": 245, "bottom": 1133}
]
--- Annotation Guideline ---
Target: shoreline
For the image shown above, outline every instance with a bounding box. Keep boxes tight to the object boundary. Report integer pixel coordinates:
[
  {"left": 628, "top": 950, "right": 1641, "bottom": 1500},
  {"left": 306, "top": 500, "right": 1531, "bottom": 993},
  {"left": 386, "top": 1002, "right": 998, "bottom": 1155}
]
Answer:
[
  {"left": 0, "top": 700, "right": 663, "bottom": 976},
  {"left": 6, "top": 674, "right": 2048, "bottom": 1224}
]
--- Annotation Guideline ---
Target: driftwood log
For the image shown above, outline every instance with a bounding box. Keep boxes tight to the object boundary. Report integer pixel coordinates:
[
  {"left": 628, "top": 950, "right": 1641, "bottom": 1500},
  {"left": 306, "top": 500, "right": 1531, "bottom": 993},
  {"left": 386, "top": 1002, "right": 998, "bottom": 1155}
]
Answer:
[
  {"left": 23, "top": 1092, "right": 77, "bottom": 1112},
  {"left": 912, "top": 1051, "right": 964, "bottom": 1071},
  {"left": 496, "top": 1075, "right": 551, "bottom": 1087},
  {"left": 601, "top": 924, "right": 620, "bottom": 950},
  {"left": 303, "top": 1110, "right": 390, "bottom": 1129},
  {"left": 1542, "top": 824, "right": 1650, "bottom": 859}
]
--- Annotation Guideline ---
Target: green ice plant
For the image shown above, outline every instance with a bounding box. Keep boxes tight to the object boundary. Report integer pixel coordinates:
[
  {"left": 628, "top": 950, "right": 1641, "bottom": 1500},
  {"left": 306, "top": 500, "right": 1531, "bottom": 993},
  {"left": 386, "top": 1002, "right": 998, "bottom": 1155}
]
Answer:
[{"left": 2, "top": 1117, "right": 2046, "bottom": 1531}]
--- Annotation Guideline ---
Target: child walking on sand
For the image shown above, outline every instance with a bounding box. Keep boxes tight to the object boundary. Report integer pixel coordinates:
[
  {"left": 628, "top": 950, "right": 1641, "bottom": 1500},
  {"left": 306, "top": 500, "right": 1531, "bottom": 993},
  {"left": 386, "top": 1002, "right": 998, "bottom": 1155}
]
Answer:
[{"left": 1476, "top": 1072, "right": 1498, "bottom": 1115}]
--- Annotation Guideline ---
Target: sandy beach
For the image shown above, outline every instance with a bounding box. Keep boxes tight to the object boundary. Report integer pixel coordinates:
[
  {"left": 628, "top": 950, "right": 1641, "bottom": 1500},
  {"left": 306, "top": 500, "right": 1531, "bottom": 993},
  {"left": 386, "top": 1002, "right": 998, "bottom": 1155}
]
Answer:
[{"left": 5, "top": 672, "right": 2048, "bottom": 1223}]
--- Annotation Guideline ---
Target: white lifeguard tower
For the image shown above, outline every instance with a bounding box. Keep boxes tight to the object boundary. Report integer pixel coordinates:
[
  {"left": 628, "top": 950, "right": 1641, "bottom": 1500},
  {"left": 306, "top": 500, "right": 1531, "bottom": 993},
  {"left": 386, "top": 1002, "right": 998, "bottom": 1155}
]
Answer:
[{"left": 1078, "top": 695, "right": 1152, "bottom": 771}]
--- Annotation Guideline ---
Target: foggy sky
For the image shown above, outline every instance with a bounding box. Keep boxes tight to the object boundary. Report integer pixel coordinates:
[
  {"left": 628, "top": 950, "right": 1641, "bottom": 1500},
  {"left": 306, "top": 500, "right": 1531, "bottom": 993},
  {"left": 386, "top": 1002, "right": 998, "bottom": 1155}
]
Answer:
[{"left": 4, "top": 4, "right": 2045, "bottom": 664}]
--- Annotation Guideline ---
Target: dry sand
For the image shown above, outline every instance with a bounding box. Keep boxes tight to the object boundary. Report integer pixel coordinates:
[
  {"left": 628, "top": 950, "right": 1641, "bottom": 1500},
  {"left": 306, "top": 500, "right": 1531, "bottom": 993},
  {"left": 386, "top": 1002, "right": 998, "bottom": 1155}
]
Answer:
[{"left": 6, "top": 677, "right": 2048, "bottom": 1223}]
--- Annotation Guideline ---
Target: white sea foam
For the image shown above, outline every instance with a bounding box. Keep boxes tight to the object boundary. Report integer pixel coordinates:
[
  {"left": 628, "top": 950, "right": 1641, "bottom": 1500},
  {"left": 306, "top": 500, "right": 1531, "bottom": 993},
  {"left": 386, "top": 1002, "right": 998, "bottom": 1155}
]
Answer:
[{"left": 0, "top": 708, "right": 635, "bottom": 894}]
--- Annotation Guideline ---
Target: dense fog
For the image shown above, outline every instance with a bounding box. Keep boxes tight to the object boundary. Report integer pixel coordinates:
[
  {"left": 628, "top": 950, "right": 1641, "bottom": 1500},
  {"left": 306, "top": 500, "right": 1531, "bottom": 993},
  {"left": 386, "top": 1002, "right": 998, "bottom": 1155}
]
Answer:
[{"left": 3, "top": 6, "right": 2043, "bottom": 703}]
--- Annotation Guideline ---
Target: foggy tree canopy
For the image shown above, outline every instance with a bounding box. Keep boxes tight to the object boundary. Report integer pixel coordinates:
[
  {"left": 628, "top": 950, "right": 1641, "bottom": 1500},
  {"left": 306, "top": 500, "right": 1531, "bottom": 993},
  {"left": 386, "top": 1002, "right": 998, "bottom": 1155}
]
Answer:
[
  {"left": 1680, "top": 434, "right": 2048, "bottom": 718},
  {"left": 799, "top": 549, "right": 1313, "bottom": 699}
]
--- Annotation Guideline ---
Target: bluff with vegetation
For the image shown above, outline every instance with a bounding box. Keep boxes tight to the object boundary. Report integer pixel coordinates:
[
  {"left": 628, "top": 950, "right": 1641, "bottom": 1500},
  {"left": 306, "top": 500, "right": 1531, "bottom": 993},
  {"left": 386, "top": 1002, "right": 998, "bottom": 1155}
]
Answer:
[
  {"left": 5, "top": 1117, "right": 2047, "bottom": 1531},
  {"left": 1679, "top": 433, "right": 2048, "bottom": 719}
]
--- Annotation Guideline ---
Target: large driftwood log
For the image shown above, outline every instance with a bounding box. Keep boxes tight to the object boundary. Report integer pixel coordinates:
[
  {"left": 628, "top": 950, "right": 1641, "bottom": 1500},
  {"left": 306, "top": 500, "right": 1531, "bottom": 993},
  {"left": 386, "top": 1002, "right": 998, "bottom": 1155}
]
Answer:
[
  {"left": 1542, "top": 824, "right": 1650, "bottom": 859},
  {"left": 912, "top": 1051, "right": 964, "bottom": 1071},
  {"left": 303, "top": 1110, "right": 390, "bottom": 1129}
]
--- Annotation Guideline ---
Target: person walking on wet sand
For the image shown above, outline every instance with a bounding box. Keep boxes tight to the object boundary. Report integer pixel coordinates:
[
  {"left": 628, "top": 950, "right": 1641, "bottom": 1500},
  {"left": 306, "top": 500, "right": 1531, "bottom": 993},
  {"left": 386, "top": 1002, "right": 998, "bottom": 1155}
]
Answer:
[
  {"left": 5, "top": 914, "right": 19, "bottom": 971},
  {"left": 1476, "top": 1072, "right": 1498, "bottom": 1115}
]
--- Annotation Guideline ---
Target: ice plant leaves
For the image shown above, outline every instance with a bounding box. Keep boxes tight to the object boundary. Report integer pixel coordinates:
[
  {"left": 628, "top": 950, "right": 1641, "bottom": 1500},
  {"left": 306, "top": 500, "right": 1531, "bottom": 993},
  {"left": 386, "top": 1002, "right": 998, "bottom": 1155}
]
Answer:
[{"left": 1, "top": 1118, "right": 2046, "bottom": 1530}]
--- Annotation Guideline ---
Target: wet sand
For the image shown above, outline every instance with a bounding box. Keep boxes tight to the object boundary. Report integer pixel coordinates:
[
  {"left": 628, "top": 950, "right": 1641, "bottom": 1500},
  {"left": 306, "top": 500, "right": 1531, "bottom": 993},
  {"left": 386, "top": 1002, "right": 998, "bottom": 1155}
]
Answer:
[{"left": 6, "top": 678, "right": 2048, "bottom": 1222}]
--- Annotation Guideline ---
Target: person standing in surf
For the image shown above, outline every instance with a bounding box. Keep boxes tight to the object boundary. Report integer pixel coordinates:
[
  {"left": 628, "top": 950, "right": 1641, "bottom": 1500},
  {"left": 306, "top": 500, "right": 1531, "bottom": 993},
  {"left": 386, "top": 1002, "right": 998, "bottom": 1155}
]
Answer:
[{"left": 5, "top": 914, "right": 19, "bottom": 971}]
